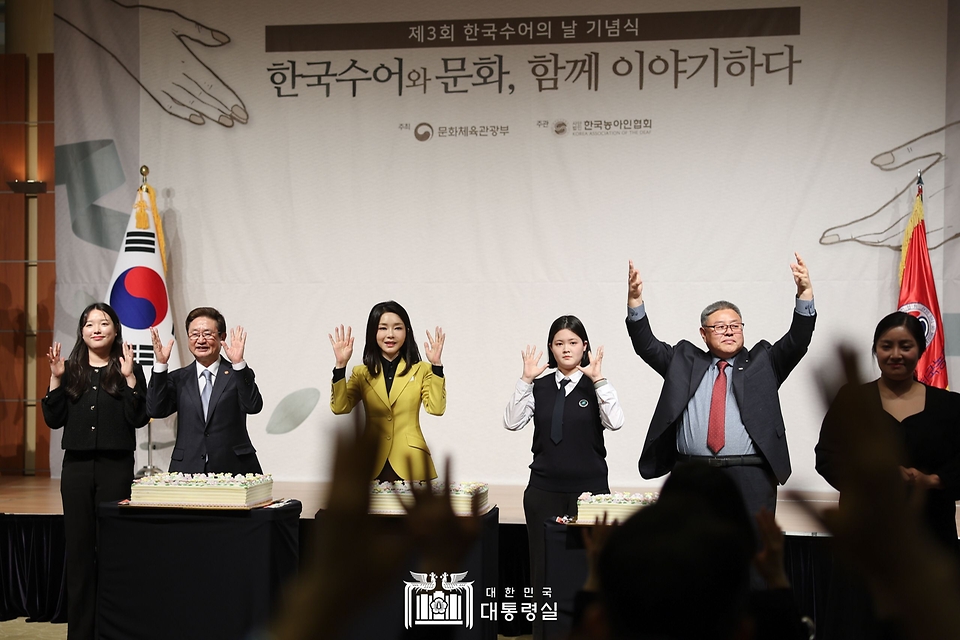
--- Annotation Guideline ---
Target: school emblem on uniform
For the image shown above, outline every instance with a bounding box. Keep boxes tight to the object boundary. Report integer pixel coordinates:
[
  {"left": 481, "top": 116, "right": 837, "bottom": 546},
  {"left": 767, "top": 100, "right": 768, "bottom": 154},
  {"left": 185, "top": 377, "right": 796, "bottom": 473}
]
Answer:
[
  {"left": 404, "top": 571, "right": 474, "bottom": 629},
  {"left": 578, "top": 399, "right": 589, "bottom": 408}
]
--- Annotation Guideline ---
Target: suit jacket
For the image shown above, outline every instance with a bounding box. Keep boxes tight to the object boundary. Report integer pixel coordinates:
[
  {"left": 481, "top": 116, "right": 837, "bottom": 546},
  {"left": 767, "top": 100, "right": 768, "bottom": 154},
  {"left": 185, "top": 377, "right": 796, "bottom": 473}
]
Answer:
[
  {"left": 147, "top": 357, "right": 263, "bottom": 474},
  {"left": 627, "top": 309, "right": 815, "bottom": 485},
  {"left": 331, "top": 359, "right": 445, "bottom": 481}
]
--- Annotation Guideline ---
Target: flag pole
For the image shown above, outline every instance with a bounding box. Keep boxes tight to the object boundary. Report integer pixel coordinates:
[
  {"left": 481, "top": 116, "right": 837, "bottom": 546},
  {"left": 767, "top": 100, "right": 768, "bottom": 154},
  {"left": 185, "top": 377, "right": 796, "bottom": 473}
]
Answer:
[{"left": 134, "top": 164, "right": 163, "bottom": 478}]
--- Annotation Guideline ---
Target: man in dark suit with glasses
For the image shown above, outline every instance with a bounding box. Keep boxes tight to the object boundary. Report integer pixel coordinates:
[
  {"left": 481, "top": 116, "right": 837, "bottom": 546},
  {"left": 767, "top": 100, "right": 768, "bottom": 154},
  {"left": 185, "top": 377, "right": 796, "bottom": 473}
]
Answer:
[
  {"left": 624, "top": 253, "right": 815, "bottom": 520},
  {"left": 147, "top": 306, "right": 264, "bottom": 474}
]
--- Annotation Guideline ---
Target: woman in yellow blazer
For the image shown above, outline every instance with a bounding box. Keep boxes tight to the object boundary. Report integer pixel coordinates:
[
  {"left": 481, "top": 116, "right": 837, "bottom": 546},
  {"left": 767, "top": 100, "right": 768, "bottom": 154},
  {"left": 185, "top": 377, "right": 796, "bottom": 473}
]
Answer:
[{"left": 329, "top": 300, "right": 446, "bottom": 481}]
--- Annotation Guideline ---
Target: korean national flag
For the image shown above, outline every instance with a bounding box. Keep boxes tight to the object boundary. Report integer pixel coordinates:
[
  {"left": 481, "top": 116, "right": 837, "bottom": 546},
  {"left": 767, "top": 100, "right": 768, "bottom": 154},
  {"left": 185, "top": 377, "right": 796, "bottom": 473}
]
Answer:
[{"left": 104, "top": 182, "right": 180, "bottom": 468}]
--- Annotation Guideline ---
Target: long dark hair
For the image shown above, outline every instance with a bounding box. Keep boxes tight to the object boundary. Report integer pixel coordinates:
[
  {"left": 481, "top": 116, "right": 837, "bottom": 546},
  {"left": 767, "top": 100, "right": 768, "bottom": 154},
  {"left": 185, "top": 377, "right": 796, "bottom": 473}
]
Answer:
[
  {"left": 63, "top": 303, "right": 127, "bottom": 401},
  {"left": 362, "top": 300, "right": 421, "bottom": 378},
  {"left": 872, "top": 311, "right": 927, "bottom": 359},
  {"left": 546, "top": 315, "right": 591, "bottom": 368}
]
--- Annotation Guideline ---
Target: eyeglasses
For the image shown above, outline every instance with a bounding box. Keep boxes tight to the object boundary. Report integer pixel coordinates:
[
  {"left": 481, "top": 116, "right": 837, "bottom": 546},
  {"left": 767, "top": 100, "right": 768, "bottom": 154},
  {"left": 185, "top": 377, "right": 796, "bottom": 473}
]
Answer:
[
  {"left": 187, "top": 330, "right": 219, "bottom": 342},
  {"left": 703, "top": 323, "right": 744, "bottom": 334}
]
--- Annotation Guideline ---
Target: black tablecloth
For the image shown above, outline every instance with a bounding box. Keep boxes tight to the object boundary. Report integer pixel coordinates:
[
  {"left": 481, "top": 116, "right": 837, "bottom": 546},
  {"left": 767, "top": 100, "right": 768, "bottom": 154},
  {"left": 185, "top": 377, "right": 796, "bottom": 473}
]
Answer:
[
  {"left": 543, "top": 521, "right": 587, "bottom": 640},
  {"left": 543, "top": 520, "right": 837, "bottom": 640},
  {"left": 0, "top": 514, "right": 67, "bottom": 623},
  {"left": 304, "top": 506, "right": 500, "bottom": 640},
  {"left": 96, "top": 499, "right": 301, "bottom": 640}
]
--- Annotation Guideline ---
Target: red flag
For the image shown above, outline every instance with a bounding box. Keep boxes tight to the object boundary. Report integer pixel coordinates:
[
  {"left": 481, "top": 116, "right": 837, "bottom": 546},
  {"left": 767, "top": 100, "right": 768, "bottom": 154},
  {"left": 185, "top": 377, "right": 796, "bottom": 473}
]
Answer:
[{"left": 897, "top": 175, "right": 948, "bottom": 389}]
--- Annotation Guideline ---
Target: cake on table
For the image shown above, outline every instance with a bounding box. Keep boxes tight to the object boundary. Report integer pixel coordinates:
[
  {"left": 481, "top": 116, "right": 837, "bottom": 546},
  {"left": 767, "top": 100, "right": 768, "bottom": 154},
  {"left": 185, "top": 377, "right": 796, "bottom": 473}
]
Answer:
[
  {"left": 576, "top": 491, "right": 659, "bottom": 524},
  {"left": 369, "top": 480, "right": 489, "bottom": 515},
  {"left": 129, "top": 473, "right": 274, "bottom": 508}
]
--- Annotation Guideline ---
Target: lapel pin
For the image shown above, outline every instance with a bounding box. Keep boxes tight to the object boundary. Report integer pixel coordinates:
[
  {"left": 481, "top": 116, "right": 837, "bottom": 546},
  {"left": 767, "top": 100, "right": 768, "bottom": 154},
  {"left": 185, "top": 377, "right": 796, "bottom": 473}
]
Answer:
[
  {"left": 578, "top": 399, "right": 589, "bottom": 408},
  {"left": 224, "top": 370, "right": 230, "bottom": 375}
]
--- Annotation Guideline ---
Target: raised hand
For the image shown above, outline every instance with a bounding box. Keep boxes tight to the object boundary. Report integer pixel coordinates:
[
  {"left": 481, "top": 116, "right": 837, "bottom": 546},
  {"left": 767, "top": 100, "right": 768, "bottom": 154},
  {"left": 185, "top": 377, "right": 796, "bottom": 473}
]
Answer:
[
  {"left": 791, "top": 252, "right": 813, "bottom": 300},
  {"left": 627, "top": 259, "right": 644, "bottom": 308},
  {"left": 329, "top": 325, "right": 354, "bottom": 368},
  {"left": 581, "top": 512, "right": 617, "bottom": 592},
  {"left": 753, "top": 508, "right": 790, "bottom": 589},
  {"left": 578, "top": 345, "right": 605, "bottom": 382},
  {"left": 149, "top": 326, "right": 174, "bottom": 365},
  {"left": 404, "top": 456, "right": 482, "bottom": 574},
  {"left": 222, "top": 326, "right": 247, "bottom": 364},
  {"left": 424, "top": 327, "right": 445, "bottom": 366},
  {"left": 120, "top": 341, "right": 136, "bottom": 385},
  {"left": 521, "top": 345, "right": 548, "bottom": 383},
  {"left": 270, "top": 420, "right": 410, "bottom": 640},
  {"left": 48, "top": 342, "right": 65, "bottom": 380},
  {"left": 789, "top": 346, "right": 960, "bottom": 638}
]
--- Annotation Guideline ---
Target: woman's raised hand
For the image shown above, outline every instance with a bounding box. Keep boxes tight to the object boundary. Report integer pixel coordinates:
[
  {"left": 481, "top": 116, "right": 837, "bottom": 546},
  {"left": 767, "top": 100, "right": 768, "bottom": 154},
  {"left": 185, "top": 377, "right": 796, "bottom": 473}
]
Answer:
[
  {"left": 120, "top": 341, "right": 138, "bottom": 386},
  {"left": 48, "top": 342, "right": 65, "bottom": 379},
  {"left": 329, "top": 325, "right": 354, "bottom": 368},
  {"left": 425, "top": 327, "right": 445, "bottom": 366}
]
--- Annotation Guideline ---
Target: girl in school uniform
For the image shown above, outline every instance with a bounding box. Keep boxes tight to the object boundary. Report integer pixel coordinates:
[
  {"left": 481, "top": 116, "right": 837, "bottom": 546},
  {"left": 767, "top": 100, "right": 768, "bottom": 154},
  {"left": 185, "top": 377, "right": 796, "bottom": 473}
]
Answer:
[
  {"left": 329, "top": 300, "right": 445, "bottom": 481},
  {"left": 504, "top": 315, "right": 624, "bottom": 638}
]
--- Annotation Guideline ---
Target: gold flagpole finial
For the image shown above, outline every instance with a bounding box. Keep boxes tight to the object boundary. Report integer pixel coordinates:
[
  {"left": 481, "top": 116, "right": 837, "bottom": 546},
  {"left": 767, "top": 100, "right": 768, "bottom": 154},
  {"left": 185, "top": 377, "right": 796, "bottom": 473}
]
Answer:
[{"left": 139, "top": 165, "right": 150, "bottom": 191}]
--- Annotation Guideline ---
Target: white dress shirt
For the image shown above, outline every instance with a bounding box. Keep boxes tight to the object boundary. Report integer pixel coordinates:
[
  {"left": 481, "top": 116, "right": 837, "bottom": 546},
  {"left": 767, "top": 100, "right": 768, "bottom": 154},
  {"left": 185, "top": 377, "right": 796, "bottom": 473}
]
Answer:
[{"left": 503, "top": 369, "right": 625, "bottom": 431}]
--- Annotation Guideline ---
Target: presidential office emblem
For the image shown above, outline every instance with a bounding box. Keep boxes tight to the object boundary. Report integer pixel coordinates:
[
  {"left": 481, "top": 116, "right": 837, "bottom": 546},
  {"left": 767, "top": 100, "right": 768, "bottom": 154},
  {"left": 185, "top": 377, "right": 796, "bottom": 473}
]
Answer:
[{"left": 404, "top": 571, "right": 474, "bottom": 629}]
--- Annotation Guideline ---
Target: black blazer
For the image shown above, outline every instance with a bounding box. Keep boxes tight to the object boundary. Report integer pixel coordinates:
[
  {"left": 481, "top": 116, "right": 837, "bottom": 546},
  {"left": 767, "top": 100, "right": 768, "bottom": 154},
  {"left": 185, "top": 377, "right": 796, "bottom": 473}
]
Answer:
[
  {"left": 627, "top": 309, "right": 816, "bottom": 485},
  {"left": 41, "top": 363, "right": 149, "bottom": 450},
  {"left": 146, "top": 357, "right": 263, "bottom": 474}
]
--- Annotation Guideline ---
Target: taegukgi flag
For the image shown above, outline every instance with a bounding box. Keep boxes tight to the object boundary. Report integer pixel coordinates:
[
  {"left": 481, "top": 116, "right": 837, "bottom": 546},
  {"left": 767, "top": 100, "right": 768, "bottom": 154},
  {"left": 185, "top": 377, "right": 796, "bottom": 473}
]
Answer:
[
  {"left": 104, "top": 180, "right": 180, "bottom": 469},
  {"left": 897, "top": 173, "right": 948, "bottom": 389},
  {"left": 104, "top": 181, "right": 180, "bottom": 372}
]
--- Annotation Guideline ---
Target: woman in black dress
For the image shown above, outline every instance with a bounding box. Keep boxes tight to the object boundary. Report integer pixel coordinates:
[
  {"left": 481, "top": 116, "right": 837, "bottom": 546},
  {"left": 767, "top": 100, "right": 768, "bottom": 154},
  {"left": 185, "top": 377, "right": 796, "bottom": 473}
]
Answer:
[
  {"left": 42, "top": 303, "right": 148, "bottom": 640},
  {"left": 815, "top": 311, "right": 960, "bottom": 639},
  {"left": 816, "top": 311, "right": 960, "bottom": 553}
]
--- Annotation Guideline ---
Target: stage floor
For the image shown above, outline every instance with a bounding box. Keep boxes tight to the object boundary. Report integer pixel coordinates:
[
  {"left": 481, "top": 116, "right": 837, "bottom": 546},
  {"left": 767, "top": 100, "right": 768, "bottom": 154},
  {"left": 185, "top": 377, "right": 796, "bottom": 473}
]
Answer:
[{"left": 0, "top": 474, "right": 840, "bottom": 534}]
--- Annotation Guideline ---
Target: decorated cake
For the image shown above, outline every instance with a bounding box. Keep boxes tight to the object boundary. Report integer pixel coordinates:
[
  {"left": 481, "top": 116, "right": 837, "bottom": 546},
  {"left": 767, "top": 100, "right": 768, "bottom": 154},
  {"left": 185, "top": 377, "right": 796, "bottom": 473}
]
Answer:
[
  {"left": 576, "top": 491, "right": 659, "bottom": 524},
  {"left": 369, "top": 480, "right": 489, "bottom": 515},
  {"left": 129, "top": 473, "right": 274, "bottom": 508}
]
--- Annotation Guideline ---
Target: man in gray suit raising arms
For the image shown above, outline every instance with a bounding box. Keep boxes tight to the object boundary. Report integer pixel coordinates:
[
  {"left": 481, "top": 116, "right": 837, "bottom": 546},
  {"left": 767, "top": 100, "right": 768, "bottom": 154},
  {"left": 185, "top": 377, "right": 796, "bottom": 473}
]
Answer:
[
  {"left": 625, "top": 254, "right": 815, "bottom": 518},
  {"left": 147, "top": 307, "right": 263, "bottom": 474}
]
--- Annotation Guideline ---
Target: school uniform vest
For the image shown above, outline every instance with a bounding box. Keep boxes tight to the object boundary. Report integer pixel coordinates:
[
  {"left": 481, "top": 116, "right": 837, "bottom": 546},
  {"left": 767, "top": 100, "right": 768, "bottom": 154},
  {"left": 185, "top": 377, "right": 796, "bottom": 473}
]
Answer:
[{"left": 529, "top": 375, "right": 609, "bottom": 493}]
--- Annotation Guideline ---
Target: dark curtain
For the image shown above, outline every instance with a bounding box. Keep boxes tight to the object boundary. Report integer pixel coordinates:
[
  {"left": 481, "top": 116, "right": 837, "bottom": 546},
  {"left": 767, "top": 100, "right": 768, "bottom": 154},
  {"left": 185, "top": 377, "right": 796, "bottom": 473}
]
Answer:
[{"left": 0, "top": 514, "right": 68, "bottom": 622}]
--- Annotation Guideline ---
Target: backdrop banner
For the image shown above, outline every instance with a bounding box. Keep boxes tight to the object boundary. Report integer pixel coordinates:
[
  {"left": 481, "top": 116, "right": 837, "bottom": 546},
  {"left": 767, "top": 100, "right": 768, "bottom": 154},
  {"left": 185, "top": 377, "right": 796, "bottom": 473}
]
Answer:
[{"left": 53, "top": 0, "right": 960, "bottom": 490}]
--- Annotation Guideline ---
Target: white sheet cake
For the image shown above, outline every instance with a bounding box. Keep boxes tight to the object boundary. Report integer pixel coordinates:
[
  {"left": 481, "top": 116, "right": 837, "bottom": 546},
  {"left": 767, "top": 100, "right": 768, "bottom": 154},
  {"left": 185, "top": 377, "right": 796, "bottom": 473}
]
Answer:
[
  {"left": 130, "top": 473, "right": 274, "bottom": 508},
  {"left": 368, "top": 480, "right": 488, "bottom": 515},
  {"left": 576, "top": 491, "right": 659, "bottom": 524}
]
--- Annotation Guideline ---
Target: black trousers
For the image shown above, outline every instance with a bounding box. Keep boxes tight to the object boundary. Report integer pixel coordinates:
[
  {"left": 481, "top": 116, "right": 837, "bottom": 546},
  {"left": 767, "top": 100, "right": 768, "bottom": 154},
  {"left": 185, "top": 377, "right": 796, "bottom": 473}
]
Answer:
[
  {"left": 60, "top": 450, "right": 135, "bottom": 640},
  {"left": 719, "top": 463, "right": 778, "bottom": 519},
  {"left": 718, "top": 463, "right": 778, "bottom": 590}
]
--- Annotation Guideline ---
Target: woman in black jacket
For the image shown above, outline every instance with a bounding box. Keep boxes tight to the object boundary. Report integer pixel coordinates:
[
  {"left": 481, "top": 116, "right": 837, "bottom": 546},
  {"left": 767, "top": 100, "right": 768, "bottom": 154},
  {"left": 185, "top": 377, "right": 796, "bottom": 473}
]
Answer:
[{"left": 42, "top": 302, "right": 148, "bottom": 640}]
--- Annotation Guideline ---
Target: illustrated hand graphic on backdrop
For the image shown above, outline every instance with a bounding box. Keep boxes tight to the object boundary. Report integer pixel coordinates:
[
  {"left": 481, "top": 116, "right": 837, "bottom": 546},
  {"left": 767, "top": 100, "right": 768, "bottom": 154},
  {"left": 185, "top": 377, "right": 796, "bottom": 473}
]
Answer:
[
  {"left": 819, "top": 121, "right": 960, "bottom": 250},
  {"left": 55, "top": 0, "right": 248, "bottom": 128}
]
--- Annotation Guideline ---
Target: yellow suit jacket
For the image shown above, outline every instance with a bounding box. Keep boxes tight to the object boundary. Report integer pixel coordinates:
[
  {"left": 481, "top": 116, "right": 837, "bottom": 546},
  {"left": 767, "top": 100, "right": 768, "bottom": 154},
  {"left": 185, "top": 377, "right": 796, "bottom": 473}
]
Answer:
[{"left": 331, "top": 359, "right": 445, "bottom": 480}]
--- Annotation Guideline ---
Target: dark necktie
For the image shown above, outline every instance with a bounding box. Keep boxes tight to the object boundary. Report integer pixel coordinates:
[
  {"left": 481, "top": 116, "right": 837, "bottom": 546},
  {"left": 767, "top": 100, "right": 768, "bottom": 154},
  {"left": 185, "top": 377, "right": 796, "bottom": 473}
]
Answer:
[
  {"left": 201, "top": 369, "right": 213, "bottom": 420},
  {"left": 707, "top": 361, "right": 728, "bottom": 454},
  {"left": 551, "top": 378, "right": 571, "bottom": 444}
]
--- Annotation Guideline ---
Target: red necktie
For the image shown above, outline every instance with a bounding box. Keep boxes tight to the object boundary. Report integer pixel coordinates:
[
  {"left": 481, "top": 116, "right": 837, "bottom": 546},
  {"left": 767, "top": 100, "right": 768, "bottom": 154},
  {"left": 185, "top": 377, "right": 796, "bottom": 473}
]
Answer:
[{"left": 707, "top": 361, "right": 728, "bottom": 454}]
